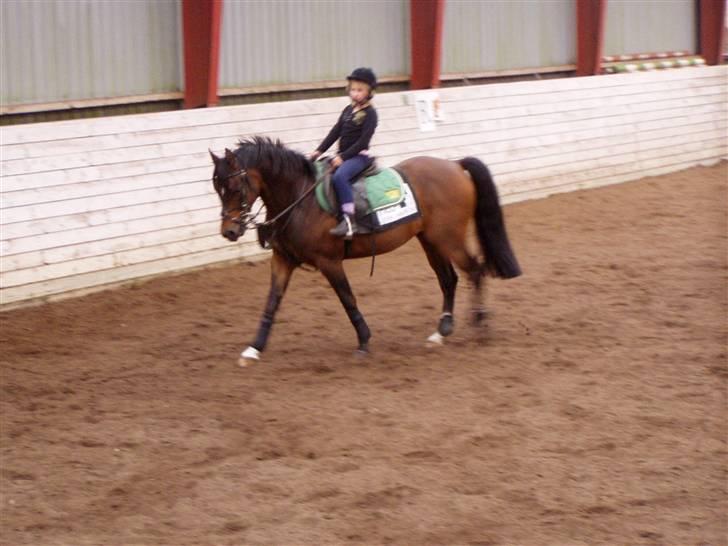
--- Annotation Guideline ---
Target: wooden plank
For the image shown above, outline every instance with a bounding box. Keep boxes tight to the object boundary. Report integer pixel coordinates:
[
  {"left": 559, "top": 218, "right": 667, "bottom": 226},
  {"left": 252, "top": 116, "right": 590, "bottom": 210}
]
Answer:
[
  {"left": 0, "top": 243, "right": 269, "bottom": 306},
  {"left": 0, "top": 110, "right": 344, "bottom": 163},
  {"left": 1, "top": 219, "right": 222, "bottom": 273},
  {"left": 493, "top": 140, "right": 725, "bottom": 188},
  {"left": 381, "top": 132, "right": 725, "bottom": 187},
  {"left": 434, "top": 66, "right": 727, "bottom": 102},
  {"left": 374, "top": 114, "right": 719, "bottom": 165},
  {"left": 5, "top": 95, "right": 721, "bottom": 193},
  {"left": 2, "top": 231, "right": 259, "bottom": 287},
  {"left": 1, "top": 156, "right": 211, "bottom": 192},
  {"left": 500, "top": 144, "right": 725, "bottom": 195},
  {"left": 1, "top": 180, "right": 214, "bottom": 224},
  {"left": 3, "top": 168, "right": 218, "bottom": 208},
  {"left": 446, "top": 85, "right": 725, "bottom": 119},
  {"left": 502, "top": 149, "right": 725, "bottom": 204},
  {"left": 373, "top": 115, "right": 724, "bottom": 168},
  {"left": 3, "top": 83, "right": 723, "bottom": 181},
  {"left": 1, "top": 204, "right": 220, "bottom": 256},
  {"left": 1, "top": 195, "right": 221, "bottom": 243},
  {"left": 439, "top": 74, "right": 727, "bottom": 107}
]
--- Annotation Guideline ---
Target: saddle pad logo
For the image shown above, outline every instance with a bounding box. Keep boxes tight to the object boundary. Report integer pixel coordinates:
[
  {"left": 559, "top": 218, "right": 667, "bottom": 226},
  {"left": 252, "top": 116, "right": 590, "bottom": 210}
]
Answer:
[{"left": 375, "top": 181, "right": 419, "bottom": 227}]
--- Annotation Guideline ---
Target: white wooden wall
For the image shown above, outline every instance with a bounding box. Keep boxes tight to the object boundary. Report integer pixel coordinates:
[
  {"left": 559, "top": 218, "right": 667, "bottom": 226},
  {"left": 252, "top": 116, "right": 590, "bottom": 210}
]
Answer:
[{"left": 1, "top": 66, "right": 726, "bottom": 307}]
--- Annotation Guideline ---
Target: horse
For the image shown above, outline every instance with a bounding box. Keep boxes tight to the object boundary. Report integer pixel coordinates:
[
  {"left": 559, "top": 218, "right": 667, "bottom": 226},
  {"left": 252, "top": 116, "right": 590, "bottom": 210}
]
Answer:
[{"left": 209, "top": 136, "right": 521, "bottom": 365}]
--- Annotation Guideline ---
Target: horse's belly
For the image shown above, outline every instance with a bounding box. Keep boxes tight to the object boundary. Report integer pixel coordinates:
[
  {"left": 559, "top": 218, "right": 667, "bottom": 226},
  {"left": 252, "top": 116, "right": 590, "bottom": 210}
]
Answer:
[{"left": 346, "top": 219, "right": 423, "bottom": 259}]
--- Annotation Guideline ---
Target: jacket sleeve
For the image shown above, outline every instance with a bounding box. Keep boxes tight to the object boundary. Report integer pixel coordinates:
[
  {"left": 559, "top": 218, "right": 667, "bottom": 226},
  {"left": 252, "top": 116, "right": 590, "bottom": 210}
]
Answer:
[
  {"left": 339, "top": 107, "right": 378, "bottom": 160},
  {"left": 316, "top": 110, "right": 345, "bottom": 154}
]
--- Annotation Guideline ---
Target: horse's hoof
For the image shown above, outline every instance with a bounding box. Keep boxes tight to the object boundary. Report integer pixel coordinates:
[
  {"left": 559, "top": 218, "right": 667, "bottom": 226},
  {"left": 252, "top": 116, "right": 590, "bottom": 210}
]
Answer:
[
  {"left": 427, "top": 332, "right": 444, "bottom": 346},
  {"left": 354, "top": 345, "right": 369, "bottom": 357},
  {"left": 239, "top": 346, "right": 261, "bottom": 367},
  {"left": 438, "top": 313, "right": 454, "bottom": 336},
  {"left": 471, "top": 308, "right": 489, "bottom": 326}
]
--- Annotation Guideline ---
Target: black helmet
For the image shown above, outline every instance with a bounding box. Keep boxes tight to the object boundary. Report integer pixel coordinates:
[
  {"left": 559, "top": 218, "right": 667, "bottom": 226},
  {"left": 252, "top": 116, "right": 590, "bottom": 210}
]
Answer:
[{"left": 346, "top": 67, "right": 377, "bottom": 89}]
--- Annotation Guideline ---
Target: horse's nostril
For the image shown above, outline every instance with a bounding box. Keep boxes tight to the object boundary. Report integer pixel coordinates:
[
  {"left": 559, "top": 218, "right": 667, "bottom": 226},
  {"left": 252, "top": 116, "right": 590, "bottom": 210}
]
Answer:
[{"left": 223, "top": 229, "right": 238, "bottom": 241}]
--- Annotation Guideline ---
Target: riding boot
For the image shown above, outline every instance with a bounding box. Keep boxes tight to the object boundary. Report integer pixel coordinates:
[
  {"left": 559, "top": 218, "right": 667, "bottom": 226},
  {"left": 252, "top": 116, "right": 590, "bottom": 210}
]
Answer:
[{"left": 330, "top": 214, "right": 355, "bottom": 239}]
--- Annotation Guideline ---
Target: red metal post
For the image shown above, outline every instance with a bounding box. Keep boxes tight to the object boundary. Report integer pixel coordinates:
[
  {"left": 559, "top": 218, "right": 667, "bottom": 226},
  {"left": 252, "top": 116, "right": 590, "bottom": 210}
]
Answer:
[
  {"left": 410, "top": 0, "right": 445, "bottom": 89},
  {"left": 576, "top": 0, "right": 607, "bottom": 76},
  {"left": 699, "top": 0, "right": 726, "bottom": 65},
  {"left": 182, "top": 0, "right": 223, "bottom": 108}
]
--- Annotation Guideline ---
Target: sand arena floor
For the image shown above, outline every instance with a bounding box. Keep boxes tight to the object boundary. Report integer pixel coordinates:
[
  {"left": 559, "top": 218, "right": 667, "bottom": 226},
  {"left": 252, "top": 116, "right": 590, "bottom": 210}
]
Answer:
[{"left": 1, "top": 163, "right": 726, "bottom": 545}]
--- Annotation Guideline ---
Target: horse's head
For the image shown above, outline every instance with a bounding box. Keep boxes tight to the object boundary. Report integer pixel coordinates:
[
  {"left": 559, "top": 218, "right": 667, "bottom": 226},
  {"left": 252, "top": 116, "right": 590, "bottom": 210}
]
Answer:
[{"left": 210, "top": 148, "right": 259, "bottom": 242}]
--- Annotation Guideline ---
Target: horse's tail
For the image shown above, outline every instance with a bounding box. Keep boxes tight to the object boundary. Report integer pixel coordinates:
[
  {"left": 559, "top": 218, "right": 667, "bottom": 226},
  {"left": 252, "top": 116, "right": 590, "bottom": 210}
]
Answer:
[{"left": 459, "top": 157, "right": 522, "bottom": 279}]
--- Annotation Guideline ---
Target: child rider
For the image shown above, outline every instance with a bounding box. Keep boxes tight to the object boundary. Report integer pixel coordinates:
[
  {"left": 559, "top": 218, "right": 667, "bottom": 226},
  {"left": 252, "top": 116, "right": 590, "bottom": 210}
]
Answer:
[{"left": 311, "top": 67, "right": 378, "bottom": 239}]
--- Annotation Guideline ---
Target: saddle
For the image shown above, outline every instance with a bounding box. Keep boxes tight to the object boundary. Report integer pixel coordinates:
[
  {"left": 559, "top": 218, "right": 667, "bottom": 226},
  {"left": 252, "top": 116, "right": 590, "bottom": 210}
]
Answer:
[{"left": 314, "top": 158, "right": 412, "bottom": 234}]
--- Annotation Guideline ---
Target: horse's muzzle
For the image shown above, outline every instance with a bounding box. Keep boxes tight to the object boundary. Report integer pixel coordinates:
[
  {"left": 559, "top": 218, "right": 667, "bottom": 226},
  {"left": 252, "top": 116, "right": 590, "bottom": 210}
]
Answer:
[
  {"left": 222, "top": 228, "right": 240, "bottom": 242},
  {"left": 222, "top": 223, "right": 246, "bottom": 242}
]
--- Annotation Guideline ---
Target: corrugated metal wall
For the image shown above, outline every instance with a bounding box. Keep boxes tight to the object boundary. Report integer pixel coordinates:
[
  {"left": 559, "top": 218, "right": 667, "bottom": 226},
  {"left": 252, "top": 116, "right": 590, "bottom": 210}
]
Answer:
[
  {"left": 441, "top": 0, "right": 576, "bottom": 74},
  {"left": 0, "top": 0, "right": 182, "bottom": 106},
  {"left": 218, "top": 0, "right": 410, "bottom": 89},
  {"left": 604, "top": 0, "right": 697, "bottom": 56}
]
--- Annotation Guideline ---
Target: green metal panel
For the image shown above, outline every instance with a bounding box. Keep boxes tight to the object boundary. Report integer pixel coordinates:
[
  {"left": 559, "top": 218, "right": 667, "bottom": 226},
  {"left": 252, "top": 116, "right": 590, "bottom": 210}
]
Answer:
[
  {"left": 1, "top": 0, "right": 182, "bottom": 107},
  {"left": 219, "top": 0, "right": 410, "bottom": 89},
  {"left": 604, "top": 0, "right": 697, "bottom": 57},
  {"left": 442, "top": 0, "right": 576, "bottom": 74}
]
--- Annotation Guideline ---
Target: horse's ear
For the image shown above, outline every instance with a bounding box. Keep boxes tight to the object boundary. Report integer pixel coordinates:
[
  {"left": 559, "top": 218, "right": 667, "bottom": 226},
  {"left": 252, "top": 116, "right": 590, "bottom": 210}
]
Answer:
[
  {"left": 224, "top": 148, "right": 240, "bottom": 168},
  {"left": 209, "top": 149, "right": 220, "bottom": 163}
]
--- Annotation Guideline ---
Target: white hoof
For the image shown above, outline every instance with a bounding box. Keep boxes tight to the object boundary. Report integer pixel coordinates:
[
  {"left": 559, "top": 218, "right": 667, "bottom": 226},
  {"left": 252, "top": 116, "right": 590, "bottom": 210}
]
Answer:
[
  {"left": 239, "top": 346, "right": 260, "bottom": 366},
  {"left": 427, "top": 332, "right": 444, "bottom": 346}
]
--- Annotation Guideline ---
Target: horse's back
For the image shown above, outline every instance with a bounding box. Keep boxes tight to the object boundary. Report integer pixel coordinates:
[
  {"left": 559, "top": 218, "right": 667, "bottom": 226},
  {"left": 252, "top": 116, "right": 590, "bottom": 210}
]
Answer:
[
  {"left": 340, "top": 156, "right": 476, "bottom": 260},
  {"left": 395, "top": 156, "right": 476, "bottom": 220}
]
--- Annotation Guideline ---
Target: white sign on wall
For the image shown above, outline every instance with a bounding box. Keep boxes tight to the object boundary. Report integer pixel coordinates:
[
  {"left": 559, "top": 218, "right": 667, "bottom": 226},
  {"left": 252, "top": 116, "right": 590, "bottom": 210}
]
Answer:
[{"left": 414, "top": 91, "right": 444, "bottom": 132}]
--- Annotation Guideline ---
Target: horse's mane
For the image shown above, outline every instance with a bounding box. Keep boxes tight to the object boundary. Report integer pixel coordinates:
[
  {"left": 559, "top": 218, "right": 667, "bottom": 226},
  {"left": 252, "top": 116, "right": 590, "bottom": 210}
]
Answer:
[{"left": 234, "top": 136, "right": 315, "bottom": 183}]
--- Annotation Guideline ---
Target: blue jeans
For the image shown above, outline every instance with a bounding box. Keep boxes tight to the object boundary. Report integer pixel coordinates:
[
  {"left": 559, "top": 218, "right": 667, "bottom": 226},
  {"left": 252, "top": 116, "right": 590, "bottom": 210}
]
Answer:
[{"left": 332, "top": 155, "right": 373, "bottom": 209}]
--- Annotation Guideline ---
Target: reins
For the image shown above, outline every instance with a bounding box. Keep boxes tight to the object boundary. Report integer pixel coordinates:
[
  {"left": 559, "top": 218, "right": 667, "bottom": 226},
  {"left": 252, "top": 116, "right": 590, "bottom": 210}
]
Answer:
[{"left": 254, "top": 167, "right": 328, "bottom": 229}]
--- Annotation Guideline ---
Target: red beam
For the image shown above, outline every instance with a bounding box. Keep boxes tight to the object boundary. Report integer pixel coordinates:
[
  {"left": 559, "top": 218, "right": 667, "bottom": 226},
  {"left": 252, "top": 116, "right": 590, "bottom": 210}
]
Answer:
[
  {"left": 699, "top": 0, "right": 726, "bottom": 65},
  {"left": 576, "top": 0, "right": 607, "bottom": 76},
  {"left": 182, "top": 0, "right": 223, "bottom": 108},
  {"left": 410, "top": 0, "right": 445, "bottom": 89}
]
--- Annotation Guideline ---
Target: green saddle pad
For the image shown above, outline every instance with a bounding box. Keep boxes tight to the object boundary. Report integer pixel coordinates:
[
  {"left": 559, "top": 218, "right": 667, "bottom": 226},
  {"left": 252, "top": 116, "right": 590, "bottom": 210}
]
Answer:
[{"left": 315, "top": 163, "right": 405, "bottom": 215}]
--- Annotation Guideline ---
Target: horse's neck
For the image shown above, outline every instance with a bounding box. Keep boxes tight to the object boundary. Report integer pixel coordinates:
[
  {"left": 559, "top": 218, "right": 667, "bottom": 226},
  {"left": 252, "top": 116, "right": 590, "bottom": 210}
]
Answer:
[{"left": 259, "top": 173, "right": 304, "bottom": 216}]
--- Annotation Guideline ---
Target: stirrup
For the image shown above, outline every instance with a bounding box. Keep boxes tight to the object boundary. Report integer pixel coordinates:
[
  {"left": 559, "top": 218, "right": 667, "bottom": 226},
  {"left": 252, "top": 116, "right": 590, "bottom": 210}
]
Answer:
[{"left": 330, "top": 215, "right": 354, "bottom": 239}]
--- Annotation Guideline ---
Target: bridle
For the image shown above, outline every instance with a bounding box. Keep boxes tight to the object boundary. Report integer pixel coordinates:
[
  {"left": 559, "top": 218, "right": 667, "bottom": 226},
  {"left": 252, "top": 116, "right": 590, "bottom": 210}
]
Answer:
[{"left": 219, "top": 168, "right": 258, "bottom": 228}]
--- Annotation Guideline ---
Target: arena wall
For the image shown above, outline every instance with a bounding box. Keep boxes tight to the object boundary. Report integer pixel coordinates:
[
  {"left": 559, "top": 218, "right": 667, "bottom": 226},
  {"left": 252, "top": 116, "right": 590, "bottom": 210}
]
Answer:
[{"left": 1, "top": 65, "right": 726, "bottom": 307}]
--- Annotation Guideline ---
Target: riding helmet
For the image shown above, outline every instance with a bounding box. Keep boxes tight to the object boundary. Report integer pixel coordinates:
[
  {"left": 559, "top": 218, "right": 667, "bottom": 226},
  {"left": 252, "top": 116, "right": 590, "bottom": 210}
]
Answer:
[{"left": 347, "top": 67, "right": 377, "bottom": 89}]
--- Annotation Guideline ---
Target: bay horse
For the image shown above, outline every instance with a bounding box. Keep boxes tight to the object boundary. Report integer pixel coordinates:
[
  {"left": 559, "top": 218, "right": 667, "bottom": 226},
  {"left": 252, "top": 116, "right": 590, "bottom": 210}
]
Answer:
[{"left": 210, "top": 137, "right": 521, "bottom": 365}]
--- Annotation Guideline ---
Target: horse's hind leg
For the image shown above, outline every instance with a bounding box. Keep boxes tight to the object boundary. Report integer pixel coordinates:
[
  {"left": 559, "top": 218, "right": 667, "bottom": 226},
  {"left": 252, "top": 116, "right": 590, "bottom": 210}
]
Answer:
[
  {"left": 318, "top": 258, "right": 371, "bottom": 353},
  {"left": 417, "top": 234, "right": 458, "bottom": 342},
  {"left": 450, "top": 247, "right": 488, "bottom": 326}
]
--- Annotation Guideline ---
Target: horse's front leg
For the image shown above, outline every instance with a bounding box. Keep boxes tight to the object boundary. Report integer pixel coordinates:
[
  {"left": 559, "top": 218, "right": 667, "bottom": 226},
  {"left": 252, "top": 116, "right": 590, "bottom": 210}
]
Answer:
[
  {"left": 319, "top": 259, "right": 371, "bottom": 354},
  {"left": 240, "top": 251, "right": 295, "bottom": 365}
]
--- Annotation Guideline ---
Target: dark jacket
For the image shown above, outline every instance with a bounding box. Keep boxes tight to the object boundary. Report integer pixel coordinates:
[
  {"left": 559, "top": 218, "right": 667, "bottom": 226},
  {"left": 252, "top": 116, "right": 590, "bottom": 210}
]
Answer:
[{"left": 316, "top": 103, "right": 378, "bottom": 161}]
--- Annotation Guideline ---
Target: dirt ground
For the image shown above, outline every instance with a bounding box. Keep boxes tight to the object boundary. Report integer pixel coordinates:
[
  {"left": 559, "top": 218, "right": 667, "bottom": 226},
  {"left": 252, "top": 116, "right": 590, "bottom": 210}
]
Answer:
[{"left": 1, "top": 163, "right": 726, "bottom": 546}]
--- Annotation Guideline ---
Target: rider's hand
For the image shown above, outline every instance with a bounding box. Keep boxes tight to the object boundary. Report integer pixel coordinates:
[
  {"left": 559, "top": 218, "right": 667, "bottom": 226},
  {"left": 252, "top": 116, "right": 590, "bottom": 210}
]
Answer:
[
  {"left": 309, "top": 150, "right": 321, "bottom": 161},
  {"left": 332, "top": 155, "right": 343, "bottom": 168}
]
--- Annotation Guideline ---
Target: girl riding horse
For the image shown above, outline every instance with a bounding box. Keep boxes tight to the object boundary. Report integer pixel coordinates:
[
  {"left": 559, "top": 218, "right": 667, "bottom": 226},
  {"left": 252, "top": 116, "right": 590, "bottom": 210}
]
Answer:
[
  {"left": 310, "top": 67, "right": 379, "bottom": 239},
  {"left": 211, "top": 136, "right": 521, "bottom": 365}
]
